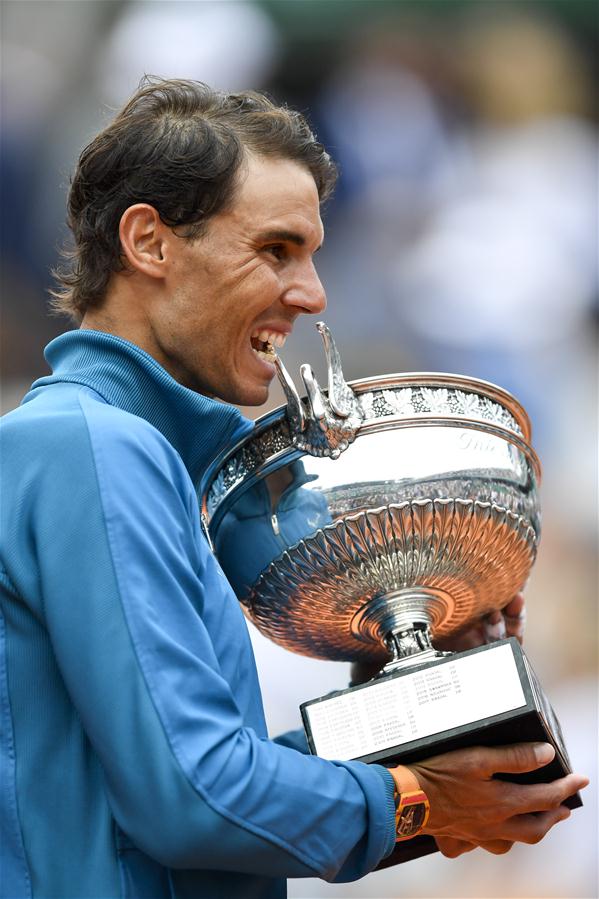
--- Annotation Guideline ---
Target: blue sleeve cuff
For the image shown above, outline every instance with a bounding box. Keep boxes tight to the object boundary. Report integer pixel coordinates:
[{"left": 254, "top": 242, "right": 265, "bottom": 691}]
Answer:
[{"left": 369, "top": 766, "right": 397, "bottom": 858}]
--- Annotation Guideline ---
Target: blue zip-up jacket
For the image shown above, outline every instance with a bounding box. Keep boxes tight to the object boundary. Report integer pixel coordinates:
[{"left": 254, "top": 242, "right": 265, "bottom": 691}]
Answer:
[{"left": 0, "top": 330, "right": 396, "bottom": 899}]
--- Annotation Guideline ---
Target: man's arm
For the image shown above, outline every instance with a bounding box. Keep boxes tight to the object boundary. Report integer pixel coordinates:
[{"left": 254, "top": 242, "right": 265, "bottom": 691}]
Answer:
[{"left": 22, "top": 394, "right": 395, "bottom": 882}]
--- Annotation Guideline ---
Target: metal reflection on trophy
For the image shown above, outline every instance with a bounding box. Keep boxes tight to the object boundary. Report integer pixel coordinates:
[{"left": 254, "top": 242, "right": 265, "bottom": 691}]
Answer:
[{"left": 202, "top": 322, "right": 581, "bottom": 862}]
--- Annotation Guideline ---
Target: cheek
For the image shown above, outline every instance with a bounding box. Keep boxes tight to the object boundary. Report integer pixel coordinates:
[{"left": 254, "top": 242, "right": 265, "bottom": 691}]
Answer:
[
  {"left": 169, "top": 284, "right": 214, "bottom": 331},
  {"left": 230, "top": 259, "right": 282, "bottom": 298}
]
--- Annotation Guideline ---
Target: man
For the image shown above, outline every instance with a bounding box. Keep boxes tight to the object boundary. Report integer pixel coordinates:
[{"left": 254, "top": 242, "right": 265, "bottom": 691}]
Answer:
[{"left": 0, "top": 78, "right": 587, "bottom": 899}]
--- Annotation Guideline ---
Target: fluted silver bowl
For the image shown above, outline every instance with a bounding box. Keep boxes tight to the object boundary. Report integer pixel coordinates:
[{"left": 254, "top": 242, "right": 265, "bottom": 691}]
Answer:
[{"left": 202, "top": 327, "right": 541, "bottom": 668}]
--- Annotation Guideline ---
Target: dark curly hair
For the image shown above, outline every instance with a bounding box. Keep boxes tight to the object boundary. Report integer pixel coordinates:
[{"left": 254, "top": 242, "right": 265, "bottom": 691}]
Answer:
[{"left": 50, "top": 77, "right": 338, "bottom": 321}]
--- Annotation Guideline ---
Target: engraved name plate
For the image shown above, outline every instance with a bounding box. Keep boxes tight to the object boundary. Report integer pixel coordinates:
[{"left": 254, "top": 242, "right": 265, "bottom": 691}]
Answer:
[{"left": 304, "top": 643, "right": 525, "bottom": 761}]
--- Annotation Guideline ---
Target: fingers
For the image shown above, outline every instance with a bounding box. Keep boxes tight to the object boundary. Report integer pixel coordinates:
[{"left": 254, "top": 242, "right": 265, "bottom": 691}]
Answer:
[
  {"left": 437, "top": 836, "right": 516, "bottom": 857},
  {"left": 502, "top": 593, "right": 525, "bottom": 619},
  {"left": 435, "top": 594, "right": 526, "bottom": 652},
  {"left": 483, "top": 609, "right": 506, "bottom": 643},
  {"left": 412, "top": 742, "right": 559, "bottom": 800},
  {"left": 434, "top": 803, "right": 573, "bottom": 851},
  {"left": 502, "top": 805, "right": 571, "bottom": 844},
  {"left": 505, "top": 773, "right": 589, "bottom": 816},
  {"left": 484, "top": 594, "right": 526, "bottom": 643},
  {"left": 463, "top": 803, "right": 572, "bottom": 846},
  {"left": 477, "top": 840, "right": 514, "bottom": 855},
  {"left": 435, "top": 836, "right": 477, "bottom": 858},
  {"left": 422, "top": 741, "right": 556, "bottom": 777},
  {"left": 502, "top": 593, "right": 526, "bottom": 643},
  {"left": 477, "top": 741, "right": 556, "bottom": 776}
]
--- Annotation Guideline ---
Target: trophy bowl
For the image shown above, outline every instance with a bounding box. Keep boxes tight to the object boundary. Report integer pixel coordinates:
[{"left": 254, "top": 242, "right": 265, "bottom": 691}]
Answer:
[{"left": 202, "top": 323, "right": 541, "bottom": 672}]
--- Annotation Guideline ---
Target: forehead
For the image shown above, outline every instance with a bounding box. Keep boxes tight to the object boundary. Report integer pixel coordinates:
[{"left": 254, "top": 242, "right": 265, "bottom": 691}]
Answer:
[{"left": 229, "top": 154, "right": 324, "bottom": 243}]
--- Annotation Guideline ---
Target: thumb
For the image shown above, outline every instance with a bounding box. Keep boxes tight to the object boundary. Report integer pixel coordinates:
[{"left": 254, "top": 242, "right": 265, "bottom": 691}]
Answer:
[{"left": 482, "top": 742, "right": 555, "bottom": 776}]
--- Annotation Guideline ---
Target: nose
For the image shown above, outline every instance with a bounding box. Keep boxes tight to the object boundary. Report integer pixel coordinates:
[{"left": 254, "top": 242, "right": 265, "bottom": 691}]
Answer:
[{"left": 282, "top": 259, "right": 327, "bottom": 315}]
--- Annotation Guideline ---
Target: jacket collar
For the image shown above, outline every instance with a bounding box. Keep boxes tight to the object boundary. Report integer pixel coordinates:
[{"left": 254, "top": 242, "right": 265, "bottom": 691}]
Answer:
[{"left": 31, "top": 330, "right": 255, "bottom": 485}]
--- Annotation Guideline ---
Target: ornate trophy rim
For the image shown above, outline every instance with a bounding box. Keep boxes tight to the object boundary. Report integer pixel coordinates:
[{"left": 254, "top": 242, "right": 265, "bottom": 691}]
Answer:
[{"left": 202, "top": 362, "right": 541, "bottom": 531}]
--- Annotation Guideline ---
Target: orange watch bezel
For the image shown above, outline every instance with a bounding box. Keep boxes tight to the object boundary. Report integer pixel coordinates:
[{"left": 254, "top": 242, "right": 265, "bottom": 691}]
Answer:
[{"left": 394, "top": 788, "right": 430, "bottom": 840}]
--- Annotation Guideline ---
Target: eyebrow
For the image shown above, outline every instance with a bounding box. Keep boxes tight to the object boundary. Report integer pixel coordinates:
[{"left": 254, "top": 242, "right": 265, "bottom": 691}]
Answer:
[{"left": 258, "top": 229, "right": 322, "bottom": 251}]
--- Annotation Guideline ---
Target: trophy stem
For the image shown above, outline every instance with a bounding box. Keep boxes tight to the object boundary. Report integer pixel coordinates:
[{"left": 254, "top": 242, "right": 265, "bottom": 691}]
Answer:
[
  {"left": 352, "top": 588, "right": 450, "bottom": 675},
  {"left": 384, "top": 621, "right": 437, "bottom": 668}
]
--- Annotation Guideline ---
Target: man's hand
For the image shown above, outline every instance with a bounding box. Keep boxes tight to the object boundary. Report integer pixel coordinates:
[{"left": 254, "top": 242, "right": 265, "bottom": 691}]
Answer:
[
  {"left": 392, "top": 742, "right": 588, "bottom": 857},
  {"left": 434, "top": 592, "right": 527, "bottom": 653},
  {"left": 500, "top": 592, "right": 527, "bottom": 642}
]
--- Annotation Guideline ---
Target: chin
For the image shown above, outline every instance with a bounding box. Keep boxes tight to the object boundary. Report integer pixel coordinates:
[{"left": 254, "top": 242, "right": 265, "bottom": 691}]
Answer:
[
  {"left": 237, "top": 386, "right": 271, "bottom": 408},
  {"left": 217, "top": 380, "right": 271, "bottom": 408}
]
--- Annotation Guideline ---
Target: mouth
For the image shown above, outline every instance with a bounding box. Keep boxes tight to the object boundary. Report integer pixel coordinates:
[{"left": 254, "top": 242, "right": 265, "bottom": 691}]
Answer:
[{"left": 250, "top": 329, "right": 288, "bottom": 363}]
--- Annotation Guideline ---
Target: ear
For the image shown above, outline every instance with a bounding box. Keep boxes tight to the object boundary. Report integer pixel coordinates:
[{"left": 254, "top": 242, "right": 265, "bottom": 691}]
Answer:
[{"left": 119, "top": 204, "right": 168, "bottom": 279}]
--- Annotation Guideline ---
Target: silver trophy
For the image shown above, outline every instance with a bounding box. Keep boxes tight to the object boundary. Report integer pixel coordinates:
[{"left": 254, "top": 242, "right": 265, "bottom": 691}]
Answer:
[{"left": 202, "top": 323, "right": 580, "bottom": 862}]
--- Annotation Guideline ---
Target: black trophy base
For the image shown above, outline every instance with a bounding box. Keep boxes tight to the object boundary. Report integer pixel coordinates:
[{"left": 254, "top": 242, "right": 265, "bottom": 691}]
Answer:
[{"left": 301, "top": 638, "right": 582, "bottom": 867}]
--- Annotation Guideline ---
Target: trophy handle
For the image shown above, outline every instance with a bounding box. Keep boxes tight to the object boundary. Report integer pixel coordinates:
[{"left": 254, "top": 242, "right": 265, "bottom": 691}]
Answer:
[
  {"left": 274, "top": 354, "right": 307, "bottom": 434},
  {"left": 316, "top": 321, "right": 356, "bottom": 418},
  {"left": 275, "top": 322, "right": 364, "bottom": 459}
]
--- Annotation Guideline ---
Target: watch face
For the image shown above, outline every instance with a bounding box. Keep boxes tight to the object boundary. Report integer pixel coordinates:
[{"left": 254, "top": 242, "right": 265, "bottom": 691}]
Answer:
[
  {"left": 397, "top": 801, "right": 427, "bottom": 837},
  {"left": 395, "top": 790, "right": 430, "bottom": 840}
]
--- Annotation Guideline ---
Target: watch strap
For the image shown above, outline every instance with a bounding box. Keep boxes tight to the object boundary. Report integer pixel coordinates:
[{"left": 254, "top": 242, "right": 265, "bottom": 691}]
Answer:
[{"left": 389, "top": 765, "right": 421, "bottom": 796}]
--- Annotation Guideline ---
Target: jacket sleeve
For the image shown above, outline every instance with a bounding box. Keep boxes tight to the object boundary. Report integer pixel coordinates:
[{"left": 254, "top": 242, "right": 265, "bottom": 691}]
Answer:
[
  {"left": 273, "top": 728, "right": 311, "bottom": 754},
  {"left": 30, "top": 391, "right": 396, "bottom": 881}
]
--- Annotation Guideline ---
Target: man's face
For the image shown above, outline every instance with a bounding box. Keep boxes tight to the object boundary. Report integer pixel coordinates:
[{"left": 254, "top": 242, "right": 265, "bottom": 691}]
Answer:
[{"left": 152, "top": 153, "right": 326, "bottom": 405}]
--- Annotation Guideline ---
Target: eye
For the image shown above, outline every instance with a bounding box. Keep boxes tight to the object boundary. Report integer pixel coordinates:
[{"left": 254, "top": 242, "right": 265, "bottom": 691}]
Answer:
[{"left": 264, "top": 243, "right": 286, "bottom": 261}]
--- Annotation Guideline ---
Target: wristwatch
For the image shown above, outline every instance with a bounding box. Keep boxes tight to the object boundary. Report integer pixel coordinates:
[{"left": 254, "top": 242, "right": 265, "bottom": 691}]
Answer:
[{"left": 389, "top": 766, "right": 430, "bottom": 841}]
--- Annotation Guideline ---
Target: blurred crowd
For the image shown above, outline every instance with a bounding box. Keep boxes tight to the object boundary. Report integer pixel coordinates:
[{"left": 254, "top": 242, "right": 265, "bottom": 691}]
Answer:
[{"left": 1, "top": 2, "right": 597, "bottom": 897}]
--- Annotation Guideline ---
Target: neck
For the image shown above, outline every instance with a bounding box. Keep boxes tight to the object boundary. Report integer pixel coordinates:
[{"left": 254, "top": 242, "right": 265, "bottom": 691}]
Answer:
[
  {"left": 80, "top": 284, "right": 169, "bottom": 377},
  {"left": 80, "top": 290, "right": 149, "bottom": 345}
]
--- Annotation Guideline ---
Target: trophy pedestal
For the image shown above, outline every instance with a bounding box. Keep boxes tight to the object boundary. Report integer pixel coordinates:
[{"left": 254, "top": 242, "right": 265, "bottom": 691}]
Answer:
[{"left": 301, "top": 638, "right": 582, "bottom": 865}]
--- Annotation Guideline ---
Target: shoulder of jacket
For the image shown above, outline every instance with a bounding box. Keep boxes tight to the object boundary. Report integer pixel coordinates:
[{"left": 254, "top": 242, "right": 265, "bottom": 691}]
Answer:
[{"left": 3, "top": 383, "right": 179, "bottom": 472}]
